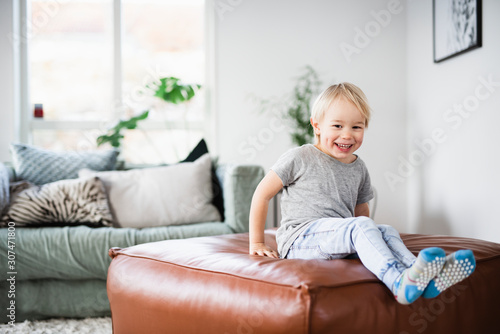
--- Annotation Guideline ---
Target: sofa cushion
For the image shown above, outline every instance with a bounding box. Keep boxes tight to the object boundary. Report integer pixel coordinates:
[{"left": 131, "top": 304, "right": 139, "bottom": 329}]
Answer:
[
  {"left": 181, "top": 139, "right": 224, "bottom": 221},
  {"left": 79, "top": 153, "right": 221, "bottom": 228},
  {"left": 10, "top": 143, "right": 118, "bottom": 185},
  {"left": 0, "top": 176, "right": 113, "bottom": 227},
  {"left": 0, "top": 223, "right": 233, "bottom": 281},
  {"left": 120, "top": 139, "right": 225, "bottom": 221}
]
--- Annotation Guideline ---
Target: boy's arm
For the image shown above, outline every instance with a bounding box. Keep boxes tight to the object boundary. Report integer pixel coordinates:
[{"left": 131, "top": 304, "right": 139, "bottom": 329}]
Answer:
[
  {"left": 249, "top": 170, "right": 283, "bottom": 258},
  {"left": 354, "top": 202, "right": 370, "bottom": 217}
]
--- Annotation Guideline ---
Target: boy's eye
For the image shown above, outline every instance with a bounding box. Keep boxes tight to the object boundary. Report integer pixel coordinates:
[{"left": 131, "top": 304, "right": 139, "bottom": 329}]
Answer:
[{"left": 333, "top": 125, "right": 342, "bottom": 128}]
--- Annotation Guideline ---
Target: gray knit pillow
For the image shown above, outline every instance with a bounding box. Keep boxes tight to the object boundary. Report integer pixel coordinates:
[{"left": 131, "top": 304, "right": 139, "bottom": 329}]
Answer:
[{"left": 10, "top": 143, "right": 118, "bottom": 185}]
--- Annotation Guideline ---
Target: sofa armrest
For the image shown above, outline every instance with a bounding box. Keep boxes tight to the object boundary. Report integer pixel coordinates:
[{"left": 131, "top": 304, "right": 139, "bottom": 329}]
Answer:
[
  {"left": 0, "top": 163, "right": 11, "bottom": 215},
  {"left": 216, "top": 164, "right": 265, "bottom": 233}
]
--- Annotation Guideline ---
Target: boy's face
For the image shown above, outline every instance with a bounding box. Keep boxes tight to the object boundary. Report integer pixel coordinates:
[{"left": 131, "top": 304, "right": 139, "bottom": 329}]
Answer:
[{"left": 311, "top": 97, "right": 366, "bottom": 164}]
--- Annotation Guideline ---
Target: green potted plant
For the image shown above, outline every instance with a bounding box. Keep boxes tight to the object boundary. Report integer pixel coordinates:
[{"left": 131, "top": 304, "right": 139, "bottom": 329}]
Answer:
[
  {"left": 97, "top": 77, "right": 201, "bottom": 149},
  {"left": 256, "top": 65, "right": 322, "bottom": 146}
]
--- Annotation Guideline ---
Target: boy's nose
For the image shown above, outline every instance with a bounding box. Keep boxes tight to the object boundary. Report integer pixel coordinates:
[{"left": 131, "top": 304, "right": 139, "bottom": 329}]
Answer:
[{"left": 341, "top": 129, "right": 352, "bottom": 139}]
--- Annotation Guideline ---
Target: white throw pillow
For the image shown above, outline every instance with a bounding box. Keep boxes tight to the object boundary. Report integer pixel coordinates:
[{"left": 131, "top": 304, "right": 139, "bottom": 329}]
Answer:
[{"left": 78, "top": 153, "right": 221, "bottom": 228}]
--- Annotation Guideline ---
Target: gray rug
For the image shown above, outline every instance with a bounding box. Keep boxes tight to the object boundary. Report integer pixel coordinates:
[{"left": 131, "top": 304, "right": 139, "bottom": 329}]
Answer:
[{"left": 0, "top": 317, "right": 112, "bottom": 334}]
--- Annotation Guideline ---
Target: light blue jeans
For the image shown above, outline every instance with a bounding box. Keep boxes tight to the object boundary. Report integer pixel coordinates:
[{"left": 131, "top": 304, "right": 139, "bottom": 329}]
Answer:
[{"left": 285, "top": 216, "right": 417, "bottom": 290}]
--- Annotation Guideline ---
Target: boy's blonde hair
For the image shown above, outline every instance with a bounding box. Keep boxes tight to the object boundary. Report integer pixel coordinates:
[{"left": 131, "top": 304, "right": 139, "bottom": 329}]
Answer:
[{"left": 311, "top": 82, "right": 371, "bottom": 143}]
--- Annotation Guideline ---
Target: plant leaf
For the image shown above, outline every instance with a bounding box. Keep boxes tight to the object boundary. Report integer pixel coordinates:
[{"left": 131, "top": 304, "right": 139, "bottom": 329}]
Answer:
[
  {"left": 149, "top": 77, "right": 201, "bottom": 104},
  {"left": 96, "top": 111, "right": 149, "bottom": 147}
]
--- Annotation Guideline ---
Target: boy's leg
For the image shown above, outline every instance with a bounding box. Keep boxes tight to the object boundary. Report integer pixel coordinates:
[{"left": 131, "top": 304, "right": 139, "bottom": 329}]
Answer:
[
  {"left": 392, "top": 247, "right": 445, "bottom": 304},
  {"left": 377, "top": 225, "right": 416, "bottom": 269},
  {"left": 423, "top": 249, "right": 476, "bottom": 298},
  {"left": 377, "top": 226, "right": 476, "bottom": 300},
  {"left": 286, "top": 217, "right": 358, "bottom": 260},
  {"left": 287, "top": 217, "right": 405, "bottom": 290},
  {"left": 344, "top": 217, "right": 446, "bottom": 304},
  {"left": 287, "top": 216, "right": 445, "bottom": 304}
]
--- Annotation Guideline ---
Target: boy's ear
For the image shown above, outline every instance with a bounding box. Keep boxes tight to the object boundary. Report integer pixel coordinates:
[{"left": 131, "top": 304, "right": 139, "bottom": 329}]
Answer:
[{"left": 310, "top": 117, "right": 320, "bottom": 135}]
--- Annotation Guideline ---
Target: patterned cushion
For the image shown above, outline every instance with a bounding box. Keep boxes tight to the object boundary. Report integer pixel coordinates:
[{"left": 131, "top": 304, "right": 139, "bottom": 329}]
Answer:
[
  {"left": 0, "top": 163, "right": 9, "bottom": 216},
  {"left": 0, "top": 176, "right": 113, "bottom": 227},
  {"left": 10, "top": 143, "right": 119, "bottom": 185}
]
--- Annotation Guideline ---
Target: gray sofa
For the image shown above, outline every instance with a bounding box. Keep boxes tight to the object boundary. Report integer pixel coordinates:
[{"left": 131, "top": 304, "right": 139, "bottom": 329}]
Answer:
[{"left": 0, "top": 162, "right": 264, "bottom": 322}]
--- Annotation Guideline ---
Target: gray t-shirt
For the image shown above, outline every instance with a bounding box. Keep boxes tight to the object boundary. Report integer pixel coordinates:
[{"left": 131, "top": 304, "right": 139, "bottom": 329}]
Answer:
[{"left": 272, "top": 144, "right": 374, "bottom": 258}]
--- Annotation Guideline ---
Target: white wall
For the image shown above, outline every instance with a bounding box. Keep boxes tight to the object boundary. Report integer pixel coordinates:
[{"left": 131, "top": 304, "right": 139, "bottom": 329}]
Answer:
[
  {"left": 6, "top": 0, "right": 495, "bottom": 242},
  {"left": 406, "top": 0, "right": 500, "bottom": 243},
  {"left": 213, "top": 0, "right": 409, "bottom": 230},
  {"left": 0, "top": 0, "right": 17, "bottom": 162}
]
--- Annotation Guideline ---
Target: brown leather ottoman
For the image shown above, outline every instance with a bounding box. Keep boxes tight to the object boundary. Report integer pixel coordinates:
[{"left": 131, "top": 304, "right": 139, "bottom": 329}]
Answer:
[{"left": 107, "top": 230, "right": 500, "bottom": 334}]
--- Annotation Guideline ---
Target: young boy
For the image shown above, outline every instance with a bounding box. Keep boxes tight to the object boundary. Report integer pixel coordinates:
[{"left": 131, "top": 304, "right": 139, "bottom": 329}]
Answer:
[{"left": 249, "top": 82, "right": 475, "bottom": 305}]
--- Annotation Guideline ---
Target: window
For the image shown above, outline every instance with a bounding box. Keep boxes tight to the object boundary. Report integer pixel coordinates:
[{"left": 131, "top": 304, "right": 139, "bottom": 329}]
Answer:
[{"left": 26, "top": 0, "right": 207, "bottom": 164}]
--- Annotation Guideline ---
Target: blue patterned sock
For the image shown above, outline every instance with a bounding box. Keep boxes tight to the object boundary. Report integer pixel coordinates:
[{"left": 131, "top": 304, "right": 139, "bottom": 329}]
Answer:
[
  {"left": 423, "top": 249, "right": 475, "bottom": 299},
  {"left": 393, "top": 247, "right": 446, "bottom": 305}
]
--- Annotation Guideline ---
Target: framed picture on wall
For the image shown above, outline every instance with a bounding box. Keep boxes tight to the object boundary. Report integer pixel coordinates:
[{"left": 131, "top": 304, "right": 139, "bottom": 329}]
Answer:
[{"left": 433, "top": 0, "right": 482, "bottom": 63}]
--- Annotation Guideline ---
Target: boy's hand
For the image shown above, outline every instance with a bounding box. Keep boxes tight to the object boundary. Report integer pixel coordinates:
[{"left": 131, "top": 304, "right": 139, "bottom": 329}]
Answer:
[{"left": 250, "top": 242, "right": 279, "bottom": 258}]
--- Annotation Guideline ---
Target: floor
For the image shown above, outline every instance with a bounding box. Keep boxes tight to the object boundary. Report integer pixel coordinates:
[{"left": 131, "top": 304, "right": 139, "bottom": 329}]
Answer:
[{"left": 0, "top": 317, "right": 112, "bottom": 334}]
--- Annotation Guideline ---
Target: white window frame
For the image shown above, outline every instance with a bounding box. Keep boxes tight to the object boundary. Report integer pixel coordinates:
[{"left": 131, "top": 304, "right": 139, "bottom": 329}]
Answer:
[{"left": 16, "top": 0, "right": 217, "bottom": 153}]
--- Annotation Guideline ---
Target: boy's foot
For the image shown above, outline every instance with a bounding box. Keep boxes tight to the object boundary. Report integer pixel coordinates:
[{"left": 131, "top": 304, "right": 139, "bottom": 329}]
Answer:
[
  {"left": 422, "top": 249, "right": 475, "bottom": 299},
  {"left": 393, "top": 247, "right": 446, "bottom": 305}
]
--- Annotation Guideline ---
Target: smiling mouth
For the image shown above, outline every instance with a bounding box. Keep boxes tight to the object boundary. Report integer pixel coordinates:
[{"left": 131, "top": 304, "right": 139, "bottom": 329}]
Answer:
[{"left": 336, "top": 143, "right": 353, "bottom": 150}]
